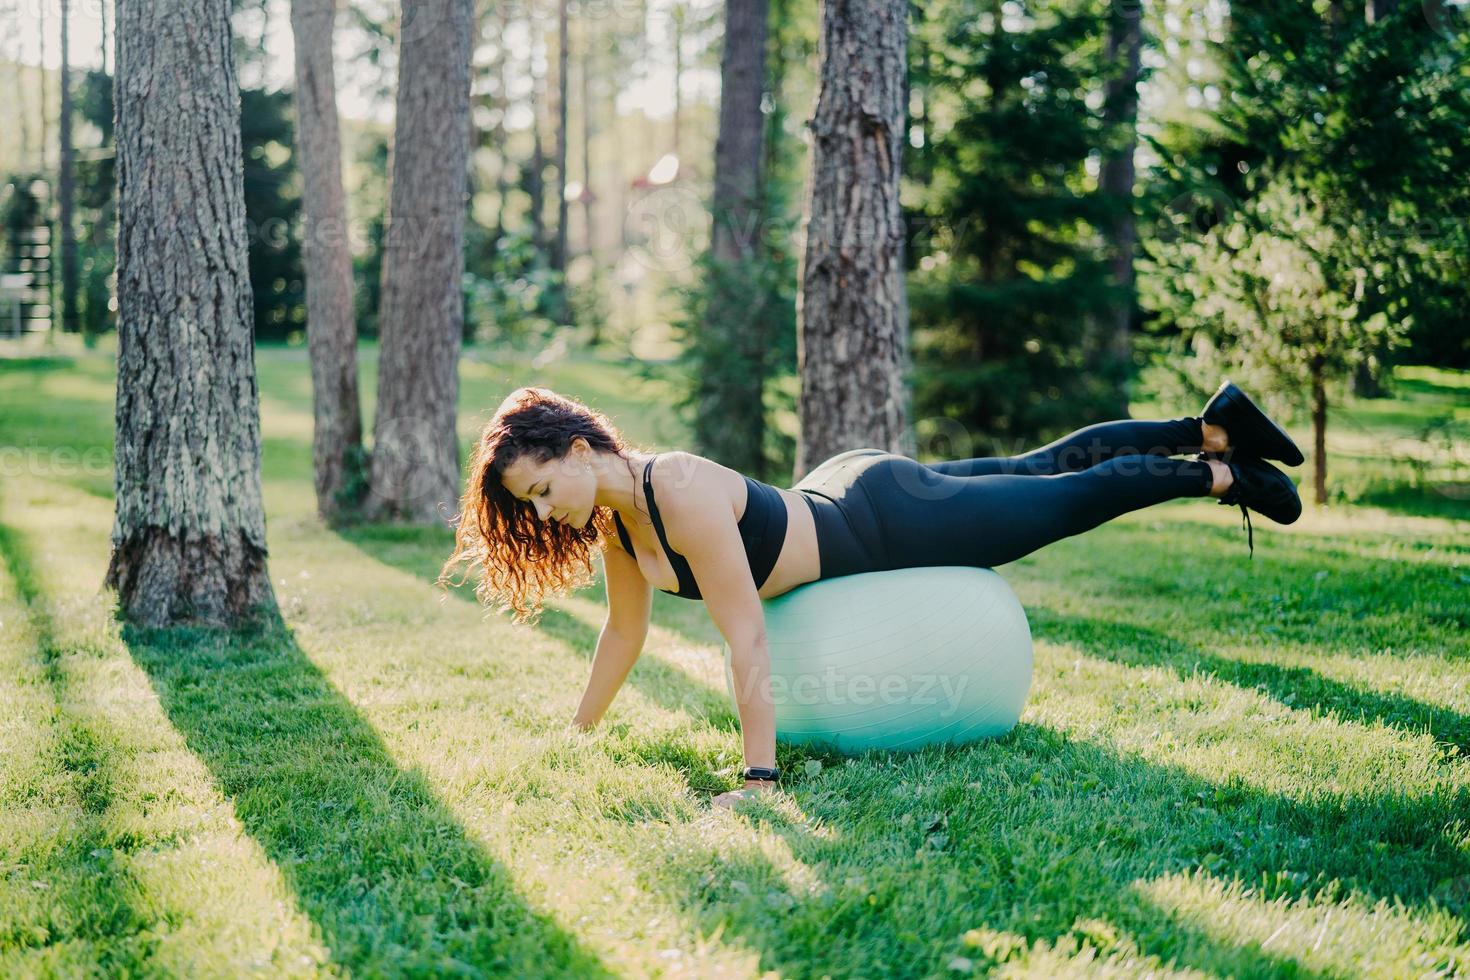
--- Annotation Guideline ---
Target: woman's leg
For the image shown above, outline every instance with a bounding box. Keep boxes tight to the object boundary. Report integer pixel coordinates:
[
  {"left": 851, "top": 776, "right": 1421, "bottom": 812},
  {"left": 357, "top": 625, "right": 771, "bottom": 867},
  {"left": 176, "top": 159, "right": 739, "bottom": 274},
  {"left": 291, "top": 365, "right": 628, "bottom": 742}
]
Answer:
[
  {"left": 925, "top": 417, "right": 1207, "bottom": 478},
  {"left": 863, "top": 452, "right": 1216, "bottom": 570}
]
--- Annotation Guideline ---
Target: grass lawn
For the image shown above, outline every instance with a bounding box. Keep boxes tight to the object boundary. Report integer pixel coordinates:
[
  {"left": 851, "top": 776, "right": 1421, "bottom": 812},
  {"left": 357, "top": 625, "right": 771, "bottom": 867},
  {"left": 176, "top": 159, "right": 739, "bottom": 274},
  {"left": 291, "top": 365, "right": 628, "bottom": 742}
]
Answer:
[{"left": 1, "top": 338, "right": 1467, "bottom": 977}]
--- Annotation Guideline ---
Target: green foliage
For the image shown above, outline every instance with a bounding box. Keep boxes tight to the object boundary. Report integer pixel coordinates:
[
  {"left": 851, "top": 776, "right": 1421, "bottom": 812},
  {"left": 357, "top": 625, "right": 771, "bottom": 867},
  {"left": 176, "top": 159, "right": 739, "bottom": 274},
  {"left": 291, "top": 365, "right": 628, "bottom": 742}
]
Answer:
[
  {"left": 465, "top": 226, "right": 563, "bottom": 351},
  {"left": 73, "top": 71, "right": 116, "bottom": 344},
  {"left": 668, "top": 246, "right": 797, "bottom": 483},
  {"left": 659, "top": 0, "right": 806, "bottom": 483},
  {"left": 1141, "top": 0, "right": 1470, "bottom": 391},
  {"left": 241, "top": 88, "right": 305, "bottom": 342},
  {"left": 350, "top": 130, "right": 389, "bottom": 341},
  {"left": 1140, "top": 176, "right": 1406, "bottom": 418},
  {"left": 906, "top": 0, "right": 1129, "bottom": 451}
]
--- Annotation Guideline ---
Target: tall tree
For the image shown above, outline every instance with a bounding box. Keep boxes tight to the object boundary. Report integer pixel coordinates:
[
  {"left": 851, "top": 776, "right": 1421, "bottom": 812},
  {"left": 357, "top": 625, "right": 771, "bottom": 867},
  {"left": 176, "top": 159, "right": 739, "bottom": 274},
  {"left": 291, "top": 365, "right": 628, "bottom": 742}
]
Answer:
[
  {"left": 795, "top": 0, "right": 909, "bottom": 474},
  {"left": 550, "top": 0, "right": 570, "bottom": 304},
  {"left": 686, "top": 0, "right": 770, "bottom": 477},
  {"left": 1143, "top": 0, "right": 1470, "bottom": 503},
  {"left": 905, "top": 0, "right": 1119, "bottom": 455},
  {"left": 58, "top": 0, "right": 77, "bottom": 334},
  {"left": 290, "top": 0, "right": 365, "bottom": 522},
  {"left": 579, "top": 25, "right": 595, "bottom": 261},
  {"left": 366, "top": 0, "right": 474, "bottom": 522},
  {"left": 528, "top": 17, "right": 547, "bottom": 257},
  {"left": 107, "top": 0, "right": 277, "bottom": 625},
  {"left": 1096, "top": 0, "right": 1144, "bottom": 416}
]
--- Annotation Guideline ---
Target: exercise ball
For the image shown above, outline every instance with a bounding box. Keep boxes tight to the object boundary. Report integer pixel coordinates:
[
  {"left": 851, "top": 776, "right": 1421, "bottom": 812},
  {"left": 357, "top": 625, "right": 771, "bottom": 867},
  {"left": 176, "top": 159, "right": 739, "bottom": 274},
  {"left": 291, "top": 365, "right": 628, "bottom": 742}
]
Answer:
[{"left": 722, "top": 566, "right": 1032, "bottom": 754}]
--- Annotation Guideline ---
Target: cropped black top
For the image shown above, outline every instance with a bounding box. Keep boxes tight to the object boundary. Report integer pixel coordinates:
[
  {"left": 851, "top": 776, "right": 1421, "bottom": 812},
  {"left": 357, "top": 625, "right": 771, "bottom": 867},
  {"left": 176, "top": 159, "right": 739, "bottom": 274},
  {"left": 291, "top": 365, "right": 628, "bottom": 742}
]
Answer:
[{"left": 611, "top": 455, "right": 788, "bottom": 600}]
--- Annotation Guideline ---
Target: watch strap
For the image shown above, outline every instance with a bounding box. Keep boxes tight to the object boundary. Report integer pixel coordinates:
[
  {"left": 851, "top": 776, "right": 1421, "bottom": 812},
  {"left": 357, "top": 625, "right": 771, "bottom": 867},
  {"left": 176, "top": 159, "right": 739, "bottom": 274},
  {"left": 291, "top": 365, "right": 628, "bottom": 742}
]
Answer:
[{"left": 743, "top": 765, "right": 781, "bottom": 782}]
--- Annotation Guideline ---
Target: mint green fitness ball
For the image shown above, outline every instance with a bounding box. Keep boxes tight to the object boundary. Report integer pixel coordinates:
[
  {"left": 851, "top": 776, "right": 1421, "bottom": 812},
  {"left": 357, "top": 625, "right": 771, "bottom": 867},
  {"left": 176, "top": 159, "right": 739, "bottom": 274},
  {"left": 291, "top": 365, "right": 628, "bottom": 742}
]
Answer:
[{"left": 722, "top": 567, "right": 1033, "bottom": 754}]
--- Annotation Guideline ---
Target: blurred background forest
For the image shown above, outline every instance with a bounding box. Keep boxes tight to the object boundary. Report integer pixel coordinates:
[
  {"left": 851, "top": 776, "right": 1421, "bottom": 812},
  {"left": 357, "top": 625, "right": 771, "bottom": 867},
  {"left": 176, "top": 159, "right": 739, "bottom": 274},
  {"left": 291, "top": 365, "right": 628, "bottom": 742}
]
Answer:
[{"left": 2, "top": 0, "right": 1468, "bottom": 493}]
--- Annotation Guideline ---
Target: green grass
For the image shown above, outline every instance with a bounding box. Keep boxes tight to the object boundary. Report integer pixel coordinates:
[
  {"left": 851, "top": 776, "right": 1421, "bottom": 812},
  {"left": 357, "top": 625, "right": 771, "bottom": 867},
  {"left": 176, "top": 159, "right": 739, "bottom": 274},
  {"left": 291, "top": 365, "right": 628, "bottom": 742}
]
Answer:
[{"left": 1, "top": 337, "right": 1467, "bottom": 977}]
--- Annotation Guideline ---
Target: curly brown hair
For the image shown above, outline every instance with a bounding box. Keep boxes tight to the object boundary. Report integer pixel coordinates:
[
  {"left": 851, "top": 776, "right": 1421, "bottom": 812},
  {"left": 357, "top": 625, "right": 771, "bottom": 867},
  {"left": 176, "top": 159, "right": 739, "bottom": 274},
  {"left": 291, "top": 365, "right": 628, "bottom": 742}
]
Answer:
[{"left": 438, "top": 386, "right": 641, "bottom": 626}]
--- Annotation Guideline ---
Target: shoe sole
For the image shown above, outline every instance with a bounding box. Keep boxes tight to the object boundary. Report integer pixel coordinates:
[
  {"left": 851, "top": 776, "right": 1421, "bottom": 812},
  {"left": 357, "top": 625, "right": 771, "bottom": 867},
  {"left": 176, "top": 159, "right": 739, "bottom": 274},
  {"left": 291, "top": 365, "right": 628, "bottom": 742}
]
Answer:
[
  {"left": 1236, "top": 458, "right": 1303, "bottom": 525},
  {"left": 1203, "top": 381, "right": 1306, "bottom": 467}
]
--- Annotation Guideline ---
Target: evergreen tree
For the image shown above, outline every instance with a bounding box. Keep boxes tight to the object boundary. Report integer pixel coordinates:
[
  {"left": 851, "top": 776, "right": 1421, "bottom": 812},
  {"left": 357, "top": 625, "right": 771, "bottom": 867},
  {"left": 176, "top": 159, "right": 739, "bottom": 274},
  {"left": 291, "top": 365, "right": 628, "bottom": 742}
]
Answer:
[
  {"left": 907, "top": 0, "right": 1122, "bottom": 458},
  {"left": 1139, "top": 0, "right": 1470, "bottom": 502}
]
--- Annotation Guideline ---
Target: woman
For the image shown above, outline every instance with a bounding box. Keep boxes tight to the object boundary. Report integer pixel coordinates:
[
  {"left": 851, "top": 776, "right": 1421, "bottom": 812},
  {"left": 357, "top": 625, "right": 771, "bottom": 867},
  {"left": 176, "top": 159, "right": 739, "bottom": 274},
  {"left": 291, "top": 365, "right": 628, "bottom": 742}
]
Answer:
[{"left": 441, "top": 381, "right": 1303, "bottom": 810}]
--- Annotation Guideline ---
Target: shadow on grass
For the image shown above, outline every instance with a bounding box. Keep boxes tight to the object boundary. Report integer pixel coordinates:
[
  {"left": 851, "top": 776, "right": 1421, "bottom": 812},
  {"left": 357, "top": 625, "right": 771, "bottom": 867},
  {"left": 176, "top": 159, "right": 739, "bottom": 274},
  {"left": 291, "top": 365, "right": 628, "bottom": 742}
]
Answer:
[
  {"left": 331, "top": 523, "right": 738, "bottom": 734},
  {"left": 1031, "top": 610, "right": 1470, "bottom": 755},
  {"left": 119, "top": 625, "right": 618, "bottom": 975},
  {"left": 1347, "top": 485, "right": 1470, "bottom": 522},
  {"left": 624, "top": 721, "right": 1467, "bottom": 977},
  {"left": 0, "top": 526, "right": 160, "bottom": 970},
  {"left": 0, "top": 523, "right": 616, "bottom": 976},
  {"left": 1041, "top": 519, "right": 1470, "bottom": 646}
]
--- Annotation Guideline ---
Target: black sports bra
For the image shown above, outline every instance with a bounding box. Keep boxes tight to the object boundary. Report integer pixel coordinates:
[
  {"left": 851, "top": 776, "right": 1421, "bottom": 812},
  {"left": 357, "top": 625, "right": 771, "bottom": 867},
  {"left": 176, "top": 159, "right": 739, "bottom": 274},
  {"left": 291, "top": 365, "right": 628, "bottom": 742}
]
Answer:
[{"left": 610, "top": 455, "right": 788, "bottom": 600}]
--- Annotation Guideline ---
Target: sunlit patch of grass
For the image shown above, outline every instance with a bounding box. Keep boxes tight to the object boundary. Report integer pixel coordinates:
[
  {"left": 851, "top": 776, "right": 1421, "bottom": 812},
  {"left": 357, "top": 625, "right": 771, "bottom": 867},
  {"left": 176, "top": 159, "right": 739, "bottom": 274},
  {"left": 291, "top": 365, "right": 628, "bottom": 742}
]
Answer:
[{"left": 0, "top": 349, "right": 1466, "bottom": 975}]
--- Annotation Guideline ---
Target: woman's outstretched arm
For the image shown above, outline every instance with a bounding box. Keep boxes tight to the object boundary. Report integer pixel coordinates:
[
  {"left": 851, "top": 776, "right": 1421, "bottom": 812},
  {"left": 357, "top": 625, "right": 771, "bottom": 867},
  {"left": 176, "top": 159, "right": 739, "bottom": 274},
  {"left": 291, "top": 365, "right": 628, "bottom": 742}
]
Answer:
[
  {"left": 572, "top": 537, "right": 651, "bottom": 729},
  {"left": 661, "top": 463, "right": 778, "bottom": 784}
]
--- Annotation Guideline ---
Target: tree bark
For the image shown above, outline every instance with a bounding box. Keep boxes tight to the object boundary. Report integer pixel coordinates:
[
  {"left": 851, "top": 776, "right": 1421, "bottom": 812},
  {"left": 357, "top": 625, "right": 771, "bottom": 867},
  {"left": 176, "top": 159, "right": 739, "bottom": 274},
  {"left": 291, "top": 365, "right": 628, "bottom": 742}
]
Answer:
[
  {"left": 529, "top": 41, "right": 547, "bottom": 255},
  {"left": 492, "top": 5, "right": 510, "bottom": 246},
  {"left": 579, "top": 27, "right": 595, "bottom": 261},
  {"left": 551, "top": 0, "right": 570, "bottom": 291},
  {"left": 698, "top": 0, "right": 771, "bottom": 477},
  {"left": 366, "top": 0, "right": 473, "bottom": 523},
  {"left": 1367, "top": 0, "right": 1398, "bottom": 24},
  {"left": 107, "top": 0, "right": 277, "bottom": 626},
  {"left": 794, "top": 0, "right": 910, "bottom": 476},
  {"left": 290, "top": 0, "right": 364, "bottom": 523},
  {"left": 1098, "top": 0, "right": 1143, "bottom": 416},
  {"left": 59, "top": 0, "right": 77, "bottom": 334},
  {"left": 1311, "top": 356, "right": 1328, "bottom": 505}
]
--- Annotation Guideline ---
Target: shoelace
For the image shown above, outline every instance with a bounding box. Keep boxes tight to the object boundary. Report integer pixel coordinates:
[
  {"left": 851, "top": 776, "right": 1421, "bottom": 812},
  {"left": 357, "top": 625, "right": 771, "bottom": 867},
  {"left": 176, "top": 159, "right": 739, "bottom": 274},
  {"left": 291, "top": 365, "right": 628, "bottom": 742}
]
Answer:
[
  {"left": 1214, "top": 458, "right": 1255, "bottom": 559},
  {"left": 1235, "top": 503, "right": 1254, "bottom": 559}
]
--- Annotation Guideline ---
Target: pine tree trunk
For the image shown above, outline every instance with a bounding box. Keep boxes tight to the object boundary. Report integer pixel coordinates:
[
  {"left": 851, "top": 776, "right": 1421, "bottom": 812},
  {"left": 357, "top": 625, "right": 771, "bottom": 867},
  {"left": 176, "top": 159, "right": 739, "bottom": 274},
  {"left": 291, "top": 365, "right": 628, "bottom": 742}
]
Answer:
[
  {"left": 979, "top": 0, "right": 1004, "bottom": 285},
  {"left": 290, "top": 0, "right": 364, "bottom": 524},
  {"left": 699, "top": 0, "right": 771, "bottom": 478},
  {"left": 579, "top": 31, "right": 595, "bottom": 260},
  {"left": 366, "top": 0, "right": 473, "bottom": 523},
  {"left": 107, "top": 0, "right": 277, "bottom": 626},
  {"left": 1098, "top": 0, "right": 1142, "bottom": 416},
  {"left": 530, "top": 54, "right": 547, "bottom": 255},
  {"left": 493, "top": 5, "right": 510, "bottom": 246},
  {"left": 1311, "top": 357, "right": 1328, "bottom": 505},
  {"left": 551, "top": 0, "right": 570, "bottom": 299},
  {"left": 795, "top": 0, "right": 910, "bottom": 476},
  {"left": 58, "top": 0, "right": 77, "bottom": 335},
  {"left": 1367, "top": 0, "right": 1398, "bottom": 23}
]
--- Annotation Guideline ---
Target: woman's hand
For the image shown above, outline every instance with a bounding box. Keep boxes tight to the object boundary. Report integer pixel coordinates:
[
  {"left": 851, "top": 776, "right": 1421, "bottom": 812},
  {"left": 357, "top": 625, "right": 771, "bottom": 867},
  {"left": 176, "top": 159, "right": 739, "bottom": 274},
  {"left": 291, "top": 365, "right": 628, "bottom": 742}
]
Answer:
[{"left": 712, "top": 779, "right": 779, "bottom": 810}]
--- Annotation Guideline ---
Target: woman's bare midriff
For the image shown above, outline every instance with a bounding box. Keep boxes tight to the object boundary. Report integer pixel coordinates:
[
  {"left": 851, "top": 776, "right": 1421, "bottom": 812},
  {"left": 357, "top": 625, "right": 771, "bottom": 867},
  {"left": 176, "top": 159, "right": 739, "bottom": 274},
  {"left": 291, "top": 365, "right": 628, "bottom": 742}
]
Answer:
[{"left": 612, "top": 452, "right": 822, "bottom": 599}]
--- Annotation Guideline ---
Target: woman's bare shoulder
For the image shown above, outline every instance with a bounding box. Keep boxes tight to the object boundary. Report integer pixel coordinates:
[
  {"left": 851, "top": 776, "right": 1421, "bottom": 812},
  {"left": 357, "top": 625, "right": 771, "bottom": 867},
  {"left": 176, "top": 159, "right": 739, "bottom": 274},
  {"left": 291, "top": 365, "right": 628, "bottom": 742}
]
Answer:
[{"left": 652, "top": 450, "right": 741, "bottom": 505}]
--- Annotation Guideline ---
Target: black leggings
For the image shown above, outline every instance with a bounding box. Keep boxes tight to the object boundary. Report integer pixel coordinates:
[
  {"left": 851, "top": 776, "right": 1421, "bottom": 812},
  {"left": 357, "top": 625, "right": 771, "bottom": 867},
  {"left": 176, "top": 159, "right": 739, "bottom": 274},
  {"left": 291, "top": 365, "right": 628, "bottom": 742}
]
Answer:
[{"left": 791, "top": 417, "right": 1215, "bottom": 579}]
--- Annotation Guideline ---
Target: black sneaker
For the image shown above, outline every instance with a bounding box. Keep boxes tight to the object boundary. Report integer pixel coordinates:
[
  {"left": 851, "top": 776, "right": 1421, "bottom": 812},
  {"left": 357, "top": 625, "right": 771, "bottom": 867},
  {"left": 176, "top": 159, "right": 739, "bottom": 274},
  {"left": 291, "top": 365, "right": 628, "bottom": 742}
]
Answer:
[
  {"left": 1201, "top": 380, "right": 1305, "bottom": 467},
  {"left": 1213, "top": 455, "right": 1302, "bottom": 558}
]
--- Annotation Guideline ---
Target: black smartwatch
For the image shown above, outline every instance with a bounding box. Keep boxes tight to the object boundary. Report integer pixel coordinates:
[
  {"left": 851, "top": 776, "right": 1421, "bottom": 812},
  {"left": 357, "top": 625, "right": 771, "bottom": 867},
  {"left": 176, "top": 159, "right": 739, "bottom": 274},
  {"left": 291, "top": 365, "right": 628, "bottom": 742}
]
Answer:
[{"left": 743, "top": 766, "right": 781, "bottom": 782}]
